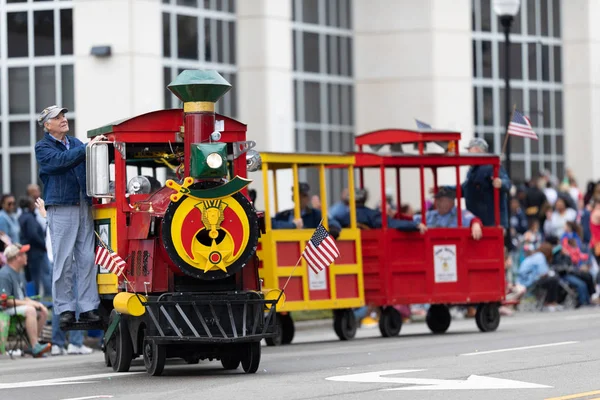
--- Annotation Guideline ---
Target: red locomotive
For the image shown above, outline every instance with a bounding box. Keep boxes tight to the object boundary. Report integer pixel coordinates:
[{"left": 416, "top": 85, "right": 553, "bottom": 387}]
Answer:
[{"left": 81, "top": 70, "right": 278, "bottom": 375}]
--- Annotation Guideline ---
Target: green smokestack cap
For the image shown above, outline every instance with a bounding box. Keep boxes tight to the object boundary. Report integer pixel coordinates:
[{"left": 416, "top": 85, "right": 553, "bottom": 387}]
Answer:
[{"left": 167, "top": 70, "right": 231, "bottom": 104}]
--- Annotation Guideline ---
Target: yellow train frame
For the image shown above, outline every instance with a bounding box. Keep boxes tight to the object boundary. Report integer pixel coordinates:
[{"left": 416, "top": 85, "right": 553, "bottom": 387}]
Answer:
[{"left": 257, "top": 152, "right": 365, "bottom": 315}]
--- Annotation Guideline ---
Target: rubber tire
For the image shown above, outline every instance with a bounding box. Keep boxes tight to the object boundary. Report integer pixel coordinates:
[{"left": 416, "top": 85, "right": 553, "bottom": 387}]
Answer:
[
  {"left": 265, "top": 313, "right": 283, "bottom": 347},
  {"left": 241, "top": 342, "right": 261, "bottom": 374},
  {"left": 143, "top": 339, "right": 166, "bottom": 376},
  {"left": 281, "top": 313, "right": 295, "bottom": 345},
  {"left": 107, "top": 314, "right": 133, "bottom": 372},
  {"left": 221, "top": 353, "right": 241, "bottom": 370},
  {"left": 333, "top": 309, "right": 357, "bottom": 341},
  {"left": 104, "top": 346, "right": 112, "bottom": 368},
  {"left": 426, "top": 304, "right": 452, "bottom": 334},
  {"left": 378, "top": 307, "right": 402, "bottom": 337},
  {"left": 475, "top": 303, "right": 501, "bottom": 332}
]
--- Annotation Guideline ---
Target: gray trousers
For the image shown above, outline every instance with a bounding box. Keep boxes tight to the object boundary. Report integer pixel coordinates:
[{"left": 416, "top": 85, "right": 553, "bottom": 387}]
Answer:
[{"left": 47, "top": 201, "right": 99, "bottom": 315}]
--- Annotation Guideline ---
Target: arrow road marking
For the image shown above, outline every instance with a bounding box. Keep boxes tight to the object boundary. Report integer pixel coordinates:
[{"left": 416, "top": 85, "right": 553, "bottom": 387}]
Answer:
[
  {"left": 0, "top": 372, "right": 143, "bottom": 390},
  {"left": 460, "top": 341, "right": 578, "bottom": 356},
  {"left": 326, "top": 370, "right": 552, "bottom": 391}
]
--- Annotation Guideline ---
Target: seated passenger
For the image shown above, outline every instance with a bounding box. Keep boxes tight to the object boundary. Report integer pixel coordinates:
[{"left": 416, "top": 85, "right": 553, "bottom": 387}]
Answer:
[
  {"left": 413, "top": 187, "right": 483, "bottom": 240},
  {"left": 329, "top": 188, "right": 350, "bottom": 222},
  {"left": 272, "top": 183, "right": 341, "bottom": 237},
  {"left": 335, "top": 188, "right": 426, "bottom": 233}
]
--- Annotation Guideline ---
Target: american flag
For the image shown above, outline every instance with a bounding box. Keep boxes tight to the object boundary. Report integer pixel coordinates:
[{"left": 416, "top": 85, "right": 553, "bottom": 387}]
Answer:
[
  {"left": 415, "top": 119, "right": 432, "bottom": 130},
  {"left": 507, "top": 110, "right": 538, "bottom": 140},
  {"left": 95, "top": 246, "right": 126, "bottom": 277},
  {"left": 302, "top": 224, "right": 340, "bottom": 274}
]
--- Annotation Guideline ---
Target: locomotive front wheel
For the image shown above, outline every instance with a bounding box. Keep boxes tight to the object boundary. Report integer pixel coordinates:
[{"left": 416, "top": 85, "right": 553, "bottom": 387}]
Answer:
[
  {"left": 143, "top": 339, "right": 166, "bottom": 376},
  {"left": 426, "top": 304, "right": 452, "bottom": 334},
  {"left": 281, "top": 313, "right": 295, "bottom": 345},
  {"left": 333, "top": 309, "right": 357, "bottom": 341},
  {"left": 475, "top": 303, "right": 501, "bottom": 332},
  {"left": 241, "top": 342, "right": 261, "bottom": 374},
  {"left": 265, "top": 313, "right": 283, "bottom": 347},
  {"left": 221, "top": 353, "right": 241, "bottom": 370},
  {"left": 106, "top": 312, "right": 133, "bottom": 372},
  {"left": 378, "top": 307, "right": 402, "bottom": 337}
]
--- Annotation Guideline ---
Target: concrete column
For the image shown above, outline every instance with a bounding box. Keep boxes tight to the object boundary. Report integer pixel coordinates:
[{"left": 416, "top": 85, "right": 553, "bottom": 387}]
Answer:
[
  {"left": 73, "top": 0, "right": 163, "bottom": 140},
  {"left": 562, "top": 0, "right": 600, "bottom": 188},
  {"left": 237, "top": 0, "right": 294, "bottom": 212},
  {"left": 353, "top": 0, "right": 474, "bottom": 209}
]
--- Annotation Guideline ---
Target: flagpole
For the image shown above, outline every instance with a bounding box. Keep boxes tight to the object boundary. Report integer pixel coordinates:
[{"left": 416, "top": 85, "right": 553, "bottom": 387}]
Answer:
[
  {"left": 93, "top": 230, "right": 139, "bottom": 296},
  {"left": 501, "top": 104, "right": 517, "bottom": 157}
]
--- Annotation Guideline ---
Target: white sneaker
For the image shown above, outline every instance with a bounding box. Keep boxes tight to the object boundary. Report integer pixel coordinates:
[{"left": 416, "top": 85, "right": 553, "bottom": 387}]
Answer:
[
  {"left": 67, "top": 343, "right": 94, "bottom": 355},
  {"left": 51, "top": 345, "right": 67, "bottom": 356}
]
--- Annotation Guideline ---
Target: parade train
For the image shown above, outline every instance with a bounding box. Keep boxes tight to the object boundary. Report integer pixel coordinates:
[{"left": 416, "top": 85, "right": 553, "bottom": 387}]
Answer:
[{"left": 78, "top": 70, "right": 279, "bottom": 376}]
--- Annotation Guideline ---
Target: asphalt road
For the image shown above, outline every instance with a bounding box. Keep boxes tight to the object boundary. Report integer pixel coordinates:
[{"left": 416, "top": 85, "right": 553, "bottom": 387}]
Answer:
[{"left": 2, "top": 308, "right": 600, "bottom": 400}]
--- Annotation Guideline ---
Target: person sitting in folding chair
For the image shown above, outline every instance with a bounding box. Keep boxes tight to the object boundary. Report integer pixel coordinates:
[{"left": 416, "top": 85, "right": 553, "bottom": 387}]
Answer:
[{"left": 0, "top": 244, "right": 51, "bottom": 357}]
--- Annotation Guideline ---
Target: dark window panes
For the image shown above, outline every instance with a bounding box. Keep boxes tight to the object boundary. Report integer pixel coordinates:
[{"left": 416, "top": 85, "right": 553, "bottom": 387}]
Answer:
[
  {"left": 66, "top": 119, "right": 75, "bottom": 139},
  {"left": 484, "top": 133, "right": 496, "bottom": 153},
  {"left": 482, "top": 40, "right": 492, "bottom": 78},
  {"left": 473, "top": 40, "right": 478, "bottom": 77},
  {"left": 553, "top": 0, "right": 561, "bottom": 37},
  {"left": 540, "top": 0, "right": 548, "bottom": 36},
  {"left": 348, "top": 85, "right": 354, "bottom": 125},
  {"left": 483, "top": 88, "right": 493, "bottom": 126},
  {"left": 164, "top": 67, "right": 172, "bottom": 108},
  {"left": 10, "top": 122, "right": 30, "bottom": 147},
  {"left": 327, "top": 0, "right": 340, "bottom": 27},
  {"left": 531, "top": 161, "right": 540, "bottom": 178},
  {"left": 295, "top": 128, "right": 301, "bottom": 151},
  {"left": 204, "top": 18, "right": 212, "bottom": 61},
  {"left": 228, "top": 22, "right": 236, "bottom": 64},
  {"left": 177, "top": 0, "right": 198, "bottom": 6},
  {"left": 216, "top": 0, "right": 223, "bottom": 10},
  {"left": 329, "top": 83, "right": 340, "bottom": 125},
  {"left": 228, "top": 73, "right": 237, "bottom": 118},
  {"left": 541, "top": 45, "right": 549, "bottom": 81},
  {"left": 530, "top": 133, "right": 539, "bottom": 153},
  {"left": 163, "top": 13, "right": 171, "bottom": 57},
  {"left": 509, "top": 134, "right": 525, "bottom": 154},
  {"left": 34, "top": 10, "right": 55, "bottom": 56},
  {"left": 60, "top": 9, "right": 73, "bottom": 55},
  {"left": 326, "top": 35, "right": 339, "bottom": 75},
  {"left": 529, "top": 89, "right": 539, "bottom": 126},
  {"left": 177, "top": 15, "right": 198, "bottom": 60},
  {"left": 62, "top": 65, "right": 75, "bottom": 111},
  {"left": 294, "top": 80, "right": 300, "bottom": 121},
  {"left": 292, "top": 0, "right": 297, "bottom": 21},
  {"left": 8, "top": 68, "right": 29, "bottom": 114},
  {"left": 306, "top": 130, "right": 321, "bottom": 151},
  {"left": 229, "top": 0, "right": 235, "bottom": 13},
  {"left": 481, "top": 0, "right": 491, "bottom": 31},
  {"left": 472, "top": 1, "right": 476, "bottom": 30},
  {"left": 542, "top": 134, "right": 552, "bottom": 154},
  {"left": 554, "top": 46, "right": 562, "bottom": 82},
  {"left": 556, "top": 135, "right": 563, "bottom": 155},
  {"left": 555, "top": 91, "right": 563, "bottom": 128},
  {"left": 341, "top": 0, "right": 352, "bottom": 29},
  {"left": 303, "top": 32, "right": 320, "bottom": 73},
  {"left": 302, "top": 0, "right": 319, "bottom": 24},
  {"left": 556, "top": 161, "right": 564, "bottom": 179},
  {"left": 511, "top": 161, "right": 525, "bottom": 184},
  {"left": 542, "top": 90, "right": 551, "bottom": 127},
  {"left": 304, "top": 81, "right": 321, "bottom": 123},
  {"left": 341, "top": 84, "right": 352, "bottom": 125},
  {"left": 7, "top": 0, "right": 27, "bottom": 2},
  {"left": 500, "top": 88, "right": 523, "bottom": 127},
  {"left": 473, "top": 87, "right": 479, "bottom": 125},
  {"left": 512, "top": 7, "right": 522, "bottom": 34},
  {"left": 163, "top": 0, "right": 170, "bottom": 3},
  {"left": 499, "top": 42, "right": 522, "bottom": 80},
  {"left": 35, "top": 66, "right": 56, "bottom": 112},
  {"left": 527, "top": 0, "right": 537, "bottom": 35},
  {"left": 11, "top": 154, "right": 31, "bottom": 197},
  {"left": 528, "top": 43, "right": 537, "bottom": 80},
  {"left": 544, "top": 162, "right": 552, "bottom": 174},
  {"left": 8, "top": 12, "right": 28, "bottom": 58},
  {"left": 216, "top": 20, "right": 224, "bottom": 63},
  {"left": 346, "top": 37, "right": 353, "bottom": 77},
  {"left": 293, "top": 30, "right": 298, "bottom": 71}
]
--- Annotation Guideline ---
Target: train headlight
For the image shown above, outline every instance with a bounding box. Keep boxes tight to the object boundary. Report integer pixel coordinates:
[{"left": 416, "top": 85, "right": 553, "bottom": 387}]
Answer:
[{"left": 206, "top": 152, "right": 223, "bottom": 169}]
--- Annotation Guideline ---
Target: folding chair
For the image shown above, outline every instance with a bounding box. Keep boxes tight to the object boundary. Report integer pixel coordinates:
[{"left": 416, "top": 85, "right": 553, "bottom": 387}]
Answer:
[{"left": 6, "top": 296, "right": 31, "bottom": 359}]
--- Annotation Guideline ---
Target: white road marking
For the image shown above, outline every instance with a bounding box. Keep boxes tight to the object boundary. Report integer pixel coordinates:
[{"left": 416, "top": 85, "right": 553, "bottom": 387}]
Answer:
[
  {"left": 0, "top": 372, "right": 143, "bottom": 390},
  {"left": 460, "top": 341, "right": 578, "bottom": 356},
  {"left": 61, "top": 397, "right": 114, "bottom": 400},
  {"left": 326, "top": 370, "right": 552, "bottom": 391}
]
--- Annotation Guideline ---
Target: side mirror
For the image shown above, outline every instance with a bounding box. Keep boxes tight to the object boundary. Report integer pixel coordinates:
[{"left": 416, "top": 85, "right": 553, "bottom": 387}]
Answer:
[{"left": 86, "top": 142, "right": 111, "bottom": 197}]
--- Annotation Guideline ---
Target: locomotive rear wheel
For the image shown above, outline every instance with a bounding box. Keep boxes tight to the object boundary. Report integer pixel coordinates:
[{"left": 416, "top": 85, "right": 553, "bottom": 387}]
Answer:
[
  {"left": 143, "top": 339, "right": 166, "bottom": 376},
  {"left": 106, "top": 312, "right": 133, "bottom": 372},
  {"left": 221, "top": 353, "right": 241, "bottom": 370},
  {"left": 475, "top": 303, "right": 501, "bottom": 332},
  {"left": 241, "top": 342, "right": 261, "bottom": 374},
  {"left": 426, "top": 304, "right": 452, "bottom": 334},
  {"left": 378, "top": 307, "right": 402, "bottom": 337},
  {"left": 333, "top": 309, "right": 357, "bottom": 341},
  {"left": 265, "top": 313, "right": 295, "bottom": 346}
]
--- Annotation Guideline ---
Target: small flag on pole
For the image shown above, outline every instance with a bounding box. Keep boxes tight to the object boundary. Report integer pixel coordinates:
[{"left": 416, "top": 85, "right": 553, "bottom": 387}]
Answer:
[
  {"left": 302, "top": 223, "right": 340, "bottom": 274},
  {"left": 507, "top": 110, "right": 538, "bottom": 140},
  {"left": 415, "top": 119, "right": 432, "bottom": 130},
  {"left": 95, "top": 246, "right": 126, "bottom": 277}
]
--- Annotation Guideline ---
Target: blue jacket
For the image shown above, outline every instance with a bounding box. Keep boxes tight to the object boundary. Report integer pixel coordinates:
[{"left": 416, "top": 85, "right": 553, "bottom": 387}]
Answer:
[
  {"left": 336, "top": 205, "right": 419, "bottom": 231},
  {"left": 18, "top": 210, "right": 46, "bottom": 252},
  {"left": 461, "top": 165, "right": 511, "bottom": 229},
  {"left": 35, "top": 133, "right": 91, "bottom": 206},
  {"left": 580, "top": 209, "right": 591, "bottom": 245},
  {"left": 517, "top": 252, "right": 549, "bottom": 288},
  {"left": 272, "top": 207, "right": 342, "bottom": 235}
]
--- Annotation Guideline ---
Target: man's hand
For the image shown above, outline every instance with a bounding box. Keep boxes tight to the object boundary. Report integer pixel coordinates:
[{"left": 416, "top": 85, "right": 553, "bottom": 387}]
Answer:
[
  {"left": 471, "top": 222, "right": 483, "bottom": 240},
  {"left": 87, "top": 134, "right": 107, "bottom": 146},
  {"left": 35, "top": 198, "right": 47, "bottom": 218},
  {"left": 492, "top": 177, "right": 502, "bottom": 189},
  {"left": 293, "top": 218, "right": 303, "bottom": 229},
  {"left": 417, "top": 223, "right": 427, "bottom": 234}
]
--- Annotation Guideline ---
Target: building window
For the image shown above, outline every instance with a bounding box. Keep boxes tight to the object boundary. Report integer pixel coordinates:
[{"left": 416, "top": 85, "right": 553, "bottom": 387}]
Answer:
[
  {"left": 162, "top": 0, "right": 237, "bottom": 118},
  {"left": 0, "top": 0, "right": 75, "bottom": 196},
  {"left": 472, "top": 0, "right": 564, "bottom": 184},
  {"left": 292, "top": 0, "right": 354, "bottom": 203}
]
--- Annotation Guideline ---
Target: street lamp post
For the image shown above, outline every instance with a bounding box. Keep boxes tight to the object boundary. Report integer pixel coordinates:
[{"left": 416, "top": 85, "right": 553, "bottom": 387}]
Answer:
[{"left": 493, "top": 0, "right": 521, "bottom": 179}]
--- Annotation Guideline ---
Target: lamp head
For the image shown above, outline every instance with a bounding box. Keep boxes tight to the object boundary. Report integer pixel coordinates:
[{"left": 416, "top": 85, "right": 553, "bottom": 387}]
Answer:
[{"left": 493, "top": 0, "right": 521, "bottom": 17}]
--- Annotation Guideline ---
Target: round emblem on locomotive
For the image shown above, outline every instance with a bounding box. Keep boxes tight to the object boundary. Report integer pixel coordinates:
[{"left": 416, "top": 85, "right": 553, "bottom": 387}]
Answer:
[{"left": 162, "top": 180, "right": 259, "bottom": 280}]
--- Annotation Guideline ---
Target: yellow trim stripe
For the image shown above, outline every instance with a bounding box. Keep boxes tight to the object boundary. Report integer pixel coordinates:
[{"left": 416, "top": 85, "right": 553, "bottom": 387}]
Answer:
[{"left": 183, "top": 101, "right": 215, "bottom": 113}]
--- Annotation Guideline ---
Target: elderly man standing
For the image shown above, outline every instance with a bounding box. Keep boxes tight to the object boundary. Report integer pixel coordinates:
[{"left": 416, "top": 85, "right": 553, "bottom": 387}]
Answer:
[{"left": 34, "top": 105, "right": 105, "bottom": 329}]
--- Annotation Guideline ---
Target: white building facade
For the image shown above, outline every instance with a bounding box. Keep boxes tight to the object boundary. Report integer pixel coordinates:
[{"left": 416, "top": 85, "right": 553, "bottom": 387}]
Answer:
[{"left": 0, "top": 0, "right": 590, "bottom": 211}]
